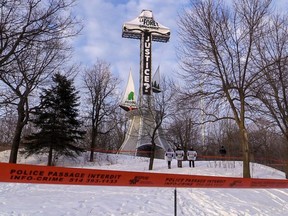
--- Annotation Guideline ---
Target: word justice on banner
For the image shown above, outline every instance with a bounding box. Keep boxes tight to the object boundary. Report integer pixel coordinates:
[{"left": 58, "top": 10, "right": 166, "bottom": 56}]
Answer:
[{"left": 0, "top": 163, "right": 287, "bottom": 188}]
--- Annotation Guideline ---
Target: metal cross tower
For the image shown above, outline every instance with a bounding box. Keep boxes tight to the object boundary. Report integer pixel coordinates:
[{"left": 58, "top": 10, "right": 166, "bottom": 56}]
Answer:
[{"left": 119, "top": 10, "right": 171, "bottom": 158}]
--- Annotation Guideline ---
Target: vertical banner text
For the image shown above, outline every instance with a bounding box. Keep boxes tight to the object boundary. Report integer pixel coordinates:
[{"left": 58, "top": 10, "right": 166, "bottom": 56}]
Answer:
[{"left": 142, "top": 32, "right": 152, "bottom": 95}]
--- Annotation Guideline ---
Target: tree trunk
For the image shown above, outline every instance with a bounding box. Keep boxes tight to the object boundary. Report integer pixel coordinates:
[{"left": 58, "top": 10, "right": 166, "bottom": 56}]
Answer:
[
  {"left": 285, "top": 138, "right": 288, "bottom": 179},
  {"left": 285, "top": 157, "right": 288, "bottom": 179},
  {"left": 241, "top": 127, "right": 251, "bottom": 178},
  {"left": 89, "top": 128, "right": 96, "bottom": 162},
  {"left": 9, "top": 103, "right": 26, "bottom": 163},
  {"left": 148, "top": 141, "right": 156, "bottom": 170},
  {"left": 9, "top": 123, "right": 23, "bottom": 163},
  {"left": 48, "top": 145, "right": 53, "bottom": 166}
]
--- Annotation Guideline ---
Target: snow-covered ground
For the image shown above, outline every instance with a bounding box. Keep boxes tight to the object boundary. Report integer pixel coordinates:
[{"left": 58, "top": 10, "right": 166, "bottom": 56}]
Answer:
[{"left": 0, "top": 150, "right": 287, "bottom": 216}]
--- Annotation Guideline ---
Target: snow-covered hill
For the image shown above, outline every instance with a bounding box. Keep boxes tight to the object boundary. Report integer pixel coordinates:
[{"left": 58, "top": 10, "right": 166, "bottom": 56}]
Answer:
[{"left": 0, "top": 151, "right": 287, "bottom": 216}]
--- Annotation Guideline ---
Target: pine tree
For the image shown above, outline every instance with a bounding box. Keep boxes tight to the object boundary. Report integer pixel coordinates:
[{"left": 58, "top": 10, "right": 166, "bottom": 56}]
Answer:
[{"left": 23, "top": 73, "right": 85, "bottom": 166}]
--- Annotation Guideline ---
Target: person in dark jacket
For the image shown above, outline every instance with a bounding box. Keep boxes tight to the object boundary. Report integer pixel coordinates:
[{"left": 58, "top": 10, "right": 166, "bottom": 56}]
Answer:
[{"left": 219, "top": 145, "right": 227, "bottom": 157}]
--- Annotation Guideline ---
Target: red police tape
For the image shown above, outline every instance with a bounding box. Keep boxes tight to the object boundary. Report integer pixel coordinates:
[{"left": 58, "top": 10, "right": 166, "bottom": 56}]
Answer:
[{"left": 0, "top": 162, "right": 287, "bottom": 188}]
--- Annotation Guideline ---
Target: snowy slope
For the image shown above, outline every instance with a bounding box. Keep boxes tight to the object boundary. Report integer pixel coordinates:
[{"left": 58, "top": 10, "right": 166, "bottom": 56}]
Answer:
[{"left": 0, "top": 151, "right": 287, "bottom": 216}]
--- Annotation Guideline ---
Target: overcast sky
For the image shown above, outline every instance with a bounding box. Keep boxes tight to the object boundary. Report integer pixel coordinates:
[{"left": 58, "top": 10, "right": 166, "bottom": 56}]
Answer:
[{"left": 72, "top": 0, "right": 288, "bottom": 90}]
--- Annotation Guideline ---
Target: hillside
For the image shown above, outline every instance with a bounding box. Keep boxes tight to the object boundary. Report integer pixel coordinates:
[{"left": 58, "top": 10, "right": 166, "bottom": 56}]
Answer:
[{"left": 0, "top": 151, "right": 287, "bottom": 216}]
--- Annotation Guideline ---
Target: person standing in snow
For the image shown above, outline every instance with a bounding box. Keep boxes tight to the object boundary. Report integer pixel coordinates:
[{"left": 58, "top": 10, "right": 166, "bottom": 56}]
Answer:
[
  {"left": 175, "top": 147, "right": 184, "bottom": 168},
  {"left": 187, "top": 147, "right": 197, "bottom": 168},
  {"left": 165, "top": 148, "right": 174, "bottom": 169},
  {"left": 219, "top": 145, "right": 227, "bottom": 157}
]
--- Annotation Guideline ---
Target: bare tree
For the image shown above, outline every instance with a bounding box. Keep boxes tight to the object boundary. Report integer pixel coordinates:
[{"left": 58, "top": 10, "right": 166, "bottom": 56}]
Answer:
[
  {"left": 0, "top": 0, "right": 81, "bottom": 163},
  {"left": 0, "top": 0, "right": 79, "bottom": 68},
  {"left": 139, "top": 77, "right": 175, "bottom": 170},
  {"left": 253, "top": 14, "right": 288, "bottom": 178},
  {"left": 1, "top": 40, "right": 71, "bottom": 163},
  {"left": 0, "top": 112, "right": 16, "bottom": 146},
  {"left": 82, "top": 59, "right": 120, "bottom": 162},
  {"left": 166, "top": 109, "right": 200, "bottom": 152},
  {"left": 105, "top": 109, "right": 127, "bottom": 151},
  {"left": 177, "top": 0, "right": 272, "bottom": 178}
]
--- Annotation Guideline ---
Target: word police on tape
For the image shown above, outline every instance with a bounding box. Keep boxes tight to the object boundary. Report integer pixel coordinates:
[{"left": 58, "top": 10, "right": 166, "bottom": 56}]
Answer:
[{"left": 0, "top": 163, "right": 287, "bottom": 188}]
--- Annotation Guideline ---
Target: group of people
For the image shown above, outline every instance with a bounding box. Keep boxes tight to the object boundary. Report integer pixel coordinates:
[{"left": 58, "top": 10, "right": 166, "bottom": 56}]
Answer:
[
  {"left": 165, "top": 147, "right": 197, "bottom": 169},
  {"left": 165, "top": 146, "right": 227, "bottom": 169}
]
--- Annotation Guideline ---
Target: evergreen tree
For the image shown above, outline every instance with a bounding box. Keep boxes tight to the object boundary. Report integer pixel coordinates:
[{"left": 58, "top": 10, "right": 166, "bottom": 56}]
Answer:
[{"left": 23, "top": 73, "right": 85, "bottom": 166}]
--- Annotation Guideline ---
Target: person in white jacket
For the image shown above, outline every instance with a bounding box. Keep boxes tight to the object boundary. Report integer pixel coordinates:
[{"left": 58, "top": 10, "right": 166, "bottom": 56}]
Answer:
[
  {"left": 175, "top": 147, "right": 184, "bottom": 168},
  {"left": 165, "top": 148, "right": 174, "bottom": 169},
  {"left": 187, "top": 147, "right": 197, "bottom": 168}
]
